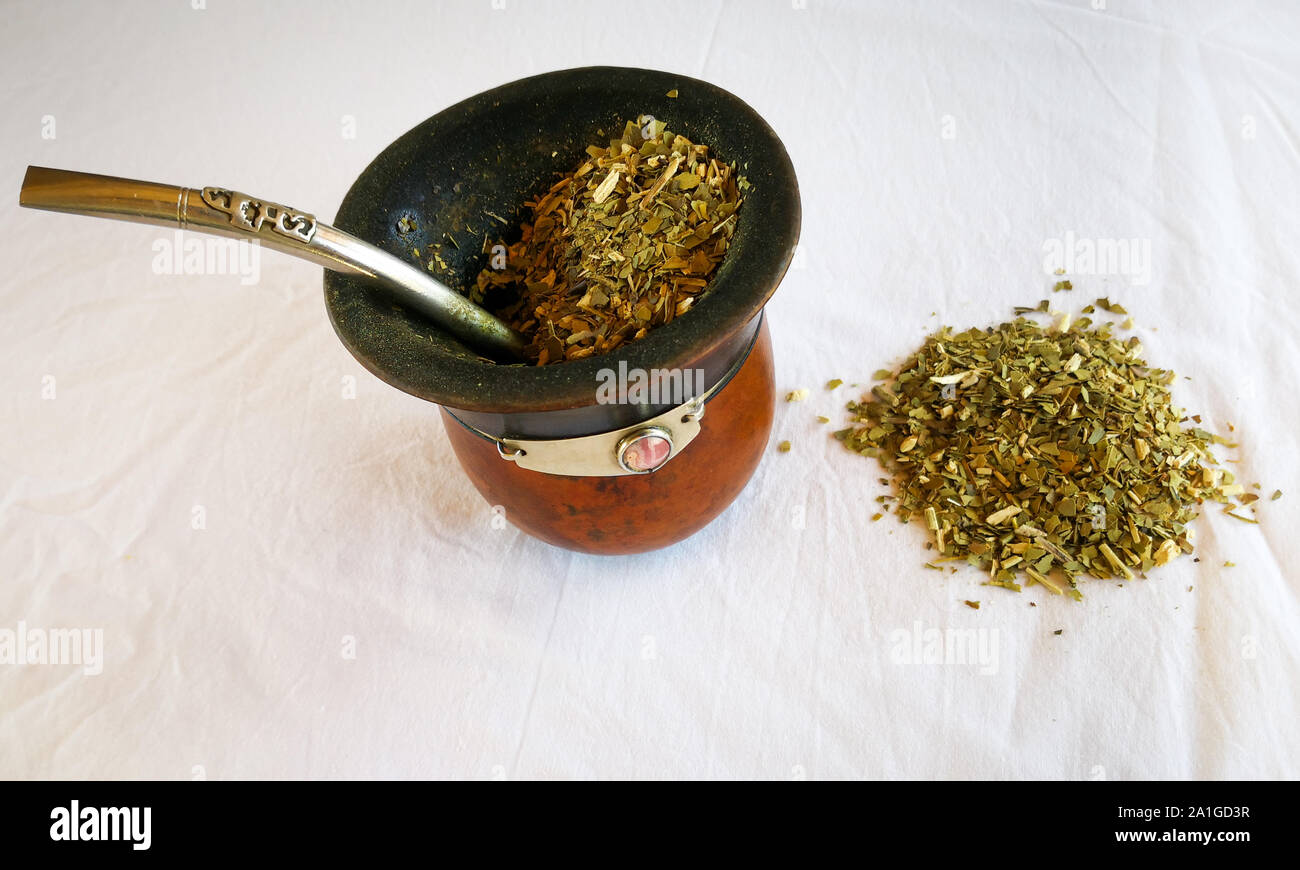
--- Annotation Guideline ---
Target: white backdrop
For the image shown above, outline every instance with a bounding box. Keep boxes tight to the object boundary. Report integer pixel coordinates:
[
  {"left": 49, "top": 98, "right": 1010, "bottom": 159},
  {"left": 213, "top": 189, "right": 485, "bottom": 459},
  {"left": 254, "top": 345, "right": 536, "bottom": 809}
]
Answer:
[{"left": 2, "top": 0, "right": 1297, "bottom": 779}]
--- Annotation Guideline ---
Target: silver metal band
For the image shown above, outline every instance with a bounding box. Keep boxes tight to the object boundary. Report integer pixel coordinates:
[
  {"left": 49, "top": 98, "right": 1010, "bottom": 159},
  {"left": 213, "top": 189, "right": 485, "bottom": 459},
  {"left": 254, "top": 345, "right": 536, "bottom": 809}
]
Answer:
[{"left": 444, "top": 322, "right": 758, "bottom": 477}]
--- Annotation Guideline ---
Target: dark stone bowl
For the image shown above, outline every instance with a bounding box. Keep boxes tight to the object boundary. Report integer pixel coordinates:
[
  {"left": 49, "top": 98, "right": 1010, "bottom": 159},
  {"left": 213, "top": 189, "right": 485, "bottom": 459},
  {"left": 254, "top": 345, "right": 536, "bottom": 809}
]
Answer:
[{"left": 324, "top": 66, "right": 800, "bottom": 416}]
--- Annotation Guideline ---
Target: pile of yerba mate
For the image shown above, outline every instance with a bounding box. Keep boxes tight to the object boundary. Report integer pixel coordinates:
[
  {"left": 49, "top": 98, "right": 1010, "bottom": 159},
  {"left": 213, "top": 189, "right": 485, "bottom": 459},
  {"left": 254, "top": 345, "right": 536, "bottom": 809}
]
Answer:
[
  {"left": 472, "top": 117, "right": 746, "bottom": 365},
  {"left": 836, "top": 300, "right": 1263, "bottom": 600}
]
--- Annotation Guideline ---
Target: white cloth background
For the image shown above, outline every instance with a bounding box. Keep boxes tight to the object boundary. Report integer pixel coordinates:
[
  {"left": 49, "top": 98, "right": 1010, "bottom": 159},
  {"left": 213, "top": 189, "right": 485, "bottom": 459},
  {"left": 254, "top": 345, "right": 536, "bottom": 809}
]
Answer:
[{"left": 2, "top": 0, "right": 1297, "bottom": 780}]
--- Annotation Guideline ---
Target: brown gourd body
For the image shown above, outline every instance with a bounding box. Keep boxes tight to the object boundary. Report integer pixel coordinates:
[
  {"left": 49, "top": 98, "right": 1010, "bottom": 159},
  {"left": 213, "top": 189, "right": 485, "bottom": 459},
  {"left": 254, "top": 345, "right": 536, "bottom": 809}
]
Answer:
[
  {"left": 324, "top": 68, "right": 800, "bottom": 554},
  {"left": 443, "top": 322, "right": 774, "bottom": 554}
]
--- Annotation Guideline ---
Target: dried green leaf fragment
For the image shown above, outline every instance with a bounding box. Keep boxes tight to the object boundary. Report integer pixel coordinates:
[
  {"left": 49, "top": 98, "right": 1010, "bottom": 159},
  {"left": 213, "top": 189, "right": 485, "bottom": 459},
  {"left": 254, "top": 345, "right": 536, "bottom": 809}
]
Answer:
[
  {"left": 469, "top": 119, "right": 744, "bottom": 364},
  {"left": 835, "top": 301, "right": 1251, "bottom": 598}
]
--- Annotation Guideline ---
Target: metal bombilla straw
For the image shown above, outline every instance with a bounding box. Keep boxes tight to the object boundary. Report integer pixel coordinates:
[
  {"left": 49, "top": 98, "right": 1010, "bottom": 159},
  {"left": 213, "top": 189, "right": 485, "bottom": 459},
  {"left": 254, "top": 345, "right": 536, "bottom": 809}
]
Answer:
[{"left": 18, "top": 166, "right": 529, "bottom": 362}]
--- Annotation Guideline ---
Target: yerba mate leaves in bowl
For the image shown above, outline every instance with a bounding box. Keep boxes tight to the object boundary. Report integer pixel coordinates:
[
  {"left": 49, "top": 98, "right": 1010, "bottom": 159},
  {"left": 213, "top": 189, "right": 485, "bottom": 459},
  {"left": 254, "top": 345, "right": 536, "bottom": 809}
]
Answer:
[
  {"left": 835, "top": 303, "right": 1256, "bottom": 600},
  {"left": 472, "top": 118, "right": 746, "bottom": 365}
]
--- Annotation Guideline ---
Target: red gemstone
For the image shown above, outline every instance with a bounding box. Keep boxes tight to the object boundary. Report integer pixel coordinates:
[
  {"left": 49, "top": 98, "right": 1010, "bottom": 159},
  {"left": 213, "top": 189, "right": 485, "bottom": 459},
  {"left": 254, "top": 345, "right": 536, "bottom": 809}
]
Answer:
[{"left": 622, "top": 434, "right": 672, "bottom": 472}]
